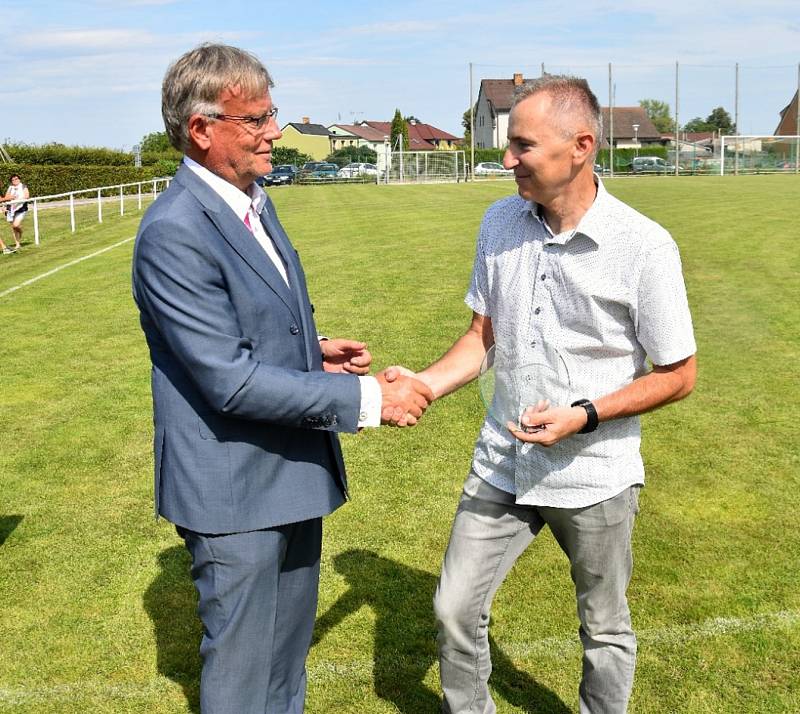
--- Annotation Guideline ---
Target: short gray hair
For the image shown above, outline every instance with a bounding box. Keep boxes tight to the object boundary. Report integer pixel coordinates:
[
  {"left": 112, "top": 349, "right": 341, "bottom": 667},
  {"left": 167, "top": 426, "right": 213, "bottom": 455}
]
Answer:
[
  {"left": 161, "top": 43, "right": 274, "bottom": 153},
  {"left": 512, "top": 75, "right": 603, "bottom": 155}
]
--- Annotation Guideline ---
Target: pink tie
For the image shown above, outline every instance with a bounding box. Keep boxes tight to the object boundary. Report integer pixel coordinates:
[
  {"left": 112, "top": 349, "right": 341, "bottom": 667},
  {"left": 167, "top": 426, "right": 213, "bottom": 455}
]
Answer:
[{"left": 243, "top": 212, "right": 253, "bottom": 233}]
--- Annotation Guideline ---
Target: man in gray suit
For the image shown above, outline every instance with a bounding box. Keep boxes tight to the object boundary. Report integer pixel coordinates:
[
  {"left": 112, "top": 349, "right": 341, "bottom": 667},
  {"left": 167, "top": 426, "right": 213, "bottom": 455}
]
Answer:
[{"left": 132, "top": 43, "right": 433, "bottom": 713}]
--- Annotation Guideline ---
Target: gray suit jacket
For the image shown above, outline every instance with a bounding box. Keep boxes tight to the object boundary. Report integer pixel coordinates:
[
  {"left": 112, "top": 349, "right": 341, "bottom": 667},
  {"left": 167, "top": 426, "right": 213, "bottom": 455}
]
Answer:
[{"left": 132, "top": 164, "right": 360, "bottom": 534}]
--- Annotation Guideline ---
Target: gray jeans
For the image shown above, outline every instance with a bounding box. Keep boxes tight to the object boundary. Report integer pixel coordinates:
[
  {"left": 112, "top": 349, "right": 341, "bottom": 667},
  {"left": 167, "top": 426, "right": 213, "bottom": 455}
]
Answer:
[{"left": 434, "top": 473, "right": 640, "bottom": 714}]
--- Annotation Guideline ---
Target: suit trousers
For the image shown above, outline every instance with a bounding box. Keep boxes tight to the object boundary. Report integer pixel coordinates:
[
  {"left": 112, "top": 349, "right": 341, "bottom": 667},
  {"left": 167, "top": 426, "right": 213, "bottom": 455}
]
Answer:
[
  {"left": 434, "top": 473, "right": 640, "bottom": 714},
  {"left": 179, "top": 519, "right": 322, "bottom": 714}
]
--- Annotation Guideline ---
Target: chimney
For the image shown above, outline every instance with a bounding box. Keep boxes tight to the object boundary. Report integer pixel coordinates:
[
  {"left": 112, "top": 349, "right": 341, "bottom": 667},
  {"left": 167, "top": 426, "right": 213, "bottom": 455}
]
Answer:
[
  {"left": 302, "top": 116, "right": 310, "bottom": 124},
  {"left": 513, "top": 73, "right": 523, "bottom": 86}
]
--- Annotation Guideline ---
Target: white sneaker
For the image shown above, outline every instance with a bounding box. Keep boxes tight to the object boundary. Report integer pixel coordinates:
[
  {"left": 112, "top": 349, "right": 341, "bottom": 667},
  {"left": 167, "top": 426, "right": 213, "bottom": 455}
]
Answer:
[{"left": 2, "top": 248, "right": 13, "bottom": 255}]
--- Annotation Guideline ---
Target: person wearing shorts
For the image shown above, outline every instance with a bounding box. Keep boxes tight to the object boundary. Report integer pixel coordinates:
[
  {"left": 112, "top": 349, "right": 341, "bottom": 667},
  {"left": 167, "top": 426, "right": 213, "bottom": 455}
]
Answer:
[{"left": 1, "top": 174, "right": 29, "bottom": 254}]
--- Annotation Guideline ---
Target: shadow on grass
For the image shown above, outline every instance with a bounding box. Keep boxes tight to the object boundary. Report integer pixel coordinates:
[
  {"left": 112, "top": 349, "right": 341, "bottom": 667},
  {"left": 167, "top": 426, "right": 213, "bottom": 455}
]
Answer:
[
  {"left": 313, "top": 548, "right": 569, "bottom": 714},
  {"left": 143, "top": 545, "right": 201, "bottom": 714},
  {"left": 0, "top": 515, "right": 23, "bottom": 546}
]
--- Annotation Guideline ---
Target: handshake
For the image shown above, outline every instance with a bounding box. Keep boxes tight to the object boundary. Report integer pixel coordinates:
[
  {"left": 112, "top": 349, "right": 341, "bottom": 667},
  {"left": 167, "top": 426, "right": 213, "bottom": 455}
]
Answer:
[
  {"left": 376, "top": 366, "right": 433, "bottom": 427},
  {"left": 318, "top": 338, "right": 434, "bottom": 428}
]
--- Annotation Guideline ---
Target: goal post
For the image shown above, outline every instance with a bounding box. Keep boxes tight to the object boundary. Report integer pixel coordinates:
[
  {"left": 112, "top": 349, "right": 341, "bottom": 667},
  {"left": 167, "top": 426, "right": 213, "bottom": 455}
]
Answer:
[
  {"left": 383, "top": 150, "right": 466, "bottom": 184},
  {"left": 719, "top": 135, "right": 800, "bottom": 175}
]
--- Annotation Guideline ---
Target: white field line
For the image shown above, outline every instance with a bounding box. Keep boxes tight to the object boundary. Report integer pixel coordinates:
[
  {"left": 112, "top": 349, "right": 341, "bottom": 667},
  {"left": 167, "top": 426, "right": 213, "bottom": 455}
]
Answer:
[
  {"left": 0, "top": 609, "right": 797, "bottom": 703},
  {"left": 0, "top": 236, "right": 135, "bottom": 299}
]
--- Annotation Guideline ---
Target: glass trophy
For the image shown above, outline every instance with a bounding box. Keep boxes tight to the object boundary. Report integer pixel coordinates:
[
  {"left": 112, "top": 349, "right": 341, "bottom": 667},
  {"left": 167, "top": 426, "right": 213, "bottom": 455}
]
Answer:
[{"left": 478, "top": 344, "right": 572, "bottom": 433}]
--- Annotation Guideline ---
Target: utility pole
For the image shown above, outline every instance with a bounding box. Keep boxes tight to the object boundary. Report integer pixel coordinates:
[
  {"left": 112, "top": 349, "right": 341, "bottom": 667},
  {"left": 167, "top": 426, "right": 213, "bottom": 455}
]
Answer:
[{"left": 469, "top": 62, "right": 475, "bottom": 182}]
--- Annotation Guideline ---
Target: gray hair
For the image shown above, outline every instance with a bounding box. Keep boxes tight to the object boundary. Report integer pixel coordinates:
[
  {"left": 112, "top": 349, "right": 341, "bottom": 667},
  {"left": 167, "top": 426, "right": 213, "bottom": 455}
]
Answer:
[
  {"left": 161, "top": 43, "right": 274, "bottom": 153},
  {"left": 512, "top": 75, "right": 603, "bottom": 156}
]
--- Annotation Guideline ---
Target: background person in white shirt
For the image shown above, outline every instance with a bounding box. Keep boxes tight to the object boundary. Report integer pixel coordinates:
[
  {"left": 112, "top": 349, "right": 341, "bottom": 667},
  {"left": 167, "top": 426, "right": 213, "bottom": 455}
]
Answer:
[
  {"left": 1, "top": 174, "right": 29, "bottom": 253},
  {"left": 389, "top": 75, "right": 696, "bottom": 713}
]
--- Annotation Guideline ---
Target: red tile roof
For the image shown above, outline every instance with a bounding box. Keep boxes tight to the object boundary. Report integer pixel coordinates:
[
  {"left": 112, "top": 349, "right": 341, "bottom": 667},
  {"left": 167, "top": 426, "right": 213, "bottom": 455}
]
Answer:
[
  {"left": 360, "top": 121, "right": 460, "bottom": 150},
  {"left": 479, "top": 78, "right": 660, "bottom": 141}
]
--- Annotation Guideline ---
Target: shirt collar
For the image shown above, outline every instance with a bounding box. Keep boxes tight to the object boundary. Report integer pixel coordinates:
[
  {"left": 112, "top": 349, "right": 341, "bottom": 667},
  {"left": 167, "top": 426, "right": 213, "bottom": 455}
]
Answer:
[
  {"left": 523, "top": 176, "right": 608, "bottom": 246},
  {"left": 183, "top": 156, "right": 266, "bottom": 221}
]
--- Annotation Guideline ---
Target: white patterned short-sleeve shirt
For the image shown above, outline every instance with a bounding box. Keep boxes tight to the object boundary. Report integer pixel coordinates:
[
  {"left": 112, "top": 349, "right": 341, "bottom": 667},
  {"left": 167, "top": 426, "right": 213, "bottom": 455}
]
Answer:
[{"left": 466, "top": 179, "right": 696, "bottom": 508}]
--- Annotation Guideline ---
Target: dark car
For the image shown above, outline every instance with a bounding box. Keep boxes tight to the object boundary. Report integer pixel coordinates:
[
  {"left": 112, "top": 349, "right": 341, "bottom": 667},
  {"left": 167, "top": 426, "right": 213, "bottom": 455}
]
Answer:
[
  {"left": 307, "top": 162, "right": 339, "bottom": 179},
  {"left": 260, "top": 164, "right": 297, "bottom": 186}
]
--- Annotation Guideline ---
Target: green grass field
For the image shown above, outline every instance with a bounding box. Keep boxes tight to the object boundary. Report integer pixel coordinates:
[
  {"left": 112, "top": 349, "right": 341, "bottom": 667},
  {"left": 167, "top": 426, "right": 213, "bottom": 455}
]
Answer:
[{"left": 0, "top": 176, "right": 798, "bottom": 713}]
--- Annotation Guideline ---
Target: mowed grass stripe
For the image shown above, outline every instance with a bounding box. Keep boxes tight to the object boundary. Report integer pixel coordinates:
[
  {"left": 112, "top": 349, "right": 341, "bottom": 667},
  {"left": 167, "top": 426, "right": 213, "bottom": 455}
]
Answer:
[{"left": 0, "top": 176, "right": 798, "bottom": 714}]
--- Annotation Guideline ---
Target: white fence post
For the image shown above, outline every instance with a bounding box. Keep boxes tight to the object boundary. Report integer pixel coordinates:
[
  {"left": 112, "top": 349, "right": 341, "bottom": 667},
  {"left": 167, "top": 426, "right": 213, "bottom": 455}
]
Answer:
[
  {"left": 33, "top": 200, "right": 40, "bottom": 246},
  {"left": 7, "top": 177, "right": 167, "bottom": 246}
]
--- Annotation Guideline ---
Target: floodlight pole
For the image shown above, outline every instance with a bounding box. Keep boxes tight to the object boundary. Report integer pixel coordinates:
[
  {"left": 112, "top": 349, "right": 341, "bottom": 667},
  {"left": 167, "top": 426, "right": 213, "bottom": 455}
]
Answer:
[
  {"left": 674, "top": 61, "right": 680, "bottom": 176},
  {"left": 734, "top": 63, "right": 740, "bottom": 176},
  {"left": 469, "top": 61, "right": 475, "bottom": 182},
  {"left": 608, "top": 63, "right": 614, "bottom": 177}
]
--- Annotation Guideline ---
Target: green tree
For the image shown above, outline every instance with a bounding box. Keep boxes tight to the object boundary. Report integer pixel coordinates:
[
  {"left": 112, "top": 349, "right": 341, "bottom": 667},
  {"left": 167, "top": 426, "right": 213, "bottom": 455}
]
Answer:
[
  {"left": 683, "top": 107, "right": 736, "bottom": 135},
  {"left": 707, "top": 106, "right": 736, "bottom": 134},
  {"left": 140, "top": 131, "right": 172, "bottom": 152},
  {"left": 272, "top": 146, "right": 313, "bottom": 167},
  {"left": 324, "top": 146, "right": 378, "bottom": 168},
  {"left": 462, "top": 104, "right": 478, "bottom": 144},
  {"left": 639, "top": 99, "right": 675, "bottom": 133},
  {"left": 403, "top": 115, "right": 421, "bottom": 124},
  {"left": 390, "top": 109, "right": 409, "bottom": 150}
]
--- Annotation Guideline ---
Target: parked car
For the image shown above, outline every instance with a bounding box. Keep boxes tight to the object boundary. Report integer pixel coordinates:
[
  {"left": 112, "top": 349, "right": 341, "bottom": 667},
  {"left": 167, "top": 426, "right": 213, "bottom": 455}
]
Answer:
[
  {"left": 299, "top": 161, "right": 329, "bottom": 175},
  {"left": 260, "top": 164, "right": 297, "bottom": 186},
  {"left": 631, "top": 156, "right": 676, "bottom": 174},
  {"left": 305, "top": 162, "right": 339, "bottom": 179},
  {"left": 474, "top": 161, "right": 513, "bottom": 177},
  {"left": 337, "top": 162, "right": 379, "bottom": 178}
]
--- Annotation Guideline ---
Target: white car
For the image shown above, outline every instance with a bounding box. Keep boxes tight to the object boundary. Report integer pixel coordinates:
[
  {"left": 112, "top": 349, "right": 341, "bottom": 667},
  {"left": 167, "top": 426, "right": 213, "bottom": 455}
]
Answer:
[
  {"left": 474, "top": 161, "right": 512, "bottom": 177},
  {"left": 337, "top": 162, "right": 379, "bottom": 178}
]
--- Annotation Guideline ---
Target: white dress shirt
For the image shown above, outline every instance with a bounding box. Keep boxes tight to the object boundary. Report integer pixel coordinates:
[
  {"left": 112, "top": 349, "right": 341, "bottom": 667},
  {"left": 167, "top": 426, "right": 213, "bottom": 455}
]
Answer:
[{"left": 184, "top": 157, "right": 381, "bottom": 427}]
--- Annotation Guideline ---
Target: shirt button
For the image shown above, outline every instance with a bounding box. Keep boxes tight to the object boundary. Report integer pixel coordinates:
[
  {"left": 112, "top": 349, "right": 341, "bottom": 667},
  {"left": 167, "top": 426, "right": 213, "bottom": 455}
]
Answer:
[
  {"left": 534, "top": 307, "right": 541, "bottom": 315},
  {"left": 359, "top": 411, "right": 368, "bottom": 421},
  {"left": 541, "top": 274, "right": 546, "bottom": 280},
  {"left": 290, "top": 324, "right": 300, "bottom": 335}
]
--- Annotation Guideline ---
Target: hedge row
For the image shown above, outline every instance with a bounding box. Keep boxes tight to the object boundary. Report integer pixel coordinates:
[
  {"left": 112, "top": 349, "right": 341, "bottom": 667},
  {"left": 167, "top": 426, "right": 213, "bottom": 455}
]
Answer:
[
  {"left": 4, "top": 164, "right": 166, "bottom": 197},
  {"left": 6, "top": 143, "right": 181, "bottom": 167},
  {"left": 595, "top": 146, "right": 668, "bottom": 168}
]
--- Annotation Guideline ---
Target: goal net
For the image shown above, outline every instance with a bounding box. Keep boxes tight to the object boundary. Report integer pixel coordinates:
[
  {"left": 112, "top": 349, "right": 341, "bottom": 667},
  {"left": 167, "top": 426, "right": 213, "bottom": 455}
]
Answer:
[
  {"left": 380, "top": 150, "right": 466, "bottom": 184},
  {"left": 719, "top": 135, "right": 800, "bottom": 175}
]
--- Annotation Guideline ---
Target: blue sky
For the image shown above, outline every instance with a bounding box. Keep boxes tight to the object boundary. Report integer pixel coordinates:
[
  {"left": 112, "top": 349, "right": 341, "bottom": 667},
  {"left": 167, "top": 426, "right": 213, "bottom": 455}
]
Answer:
[{"left": 3, "top": 0, "right": 798, "bottom": 149}]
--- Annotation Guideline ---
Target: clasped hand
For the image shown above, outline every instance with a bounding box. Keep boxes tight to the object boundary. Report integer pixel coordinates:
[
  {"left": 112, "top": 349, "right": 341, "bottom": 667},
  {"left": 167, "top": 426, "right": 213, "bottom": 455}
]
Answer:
[{"left": 377, "top": 366, "right": 434, "bottom": 427}]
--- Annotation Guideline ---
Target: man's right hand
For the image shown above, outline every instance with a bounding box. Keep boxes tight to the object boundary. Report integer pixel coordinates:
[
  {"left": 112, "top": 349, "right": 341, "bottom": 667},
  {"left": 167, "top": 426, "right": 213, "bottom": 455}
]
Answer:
[{"left": 375, "top": 369, "right": 434, "bottom": 426}]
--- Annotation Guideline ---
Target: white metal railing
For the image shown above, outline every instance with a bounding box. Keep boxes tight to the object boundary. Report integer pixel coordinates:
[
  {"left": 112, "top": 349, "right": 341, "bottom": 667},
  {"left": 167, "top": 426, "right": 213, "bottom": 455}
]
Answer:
[{"left": 1, "top": 177, "right": 172, "bottom": 246}]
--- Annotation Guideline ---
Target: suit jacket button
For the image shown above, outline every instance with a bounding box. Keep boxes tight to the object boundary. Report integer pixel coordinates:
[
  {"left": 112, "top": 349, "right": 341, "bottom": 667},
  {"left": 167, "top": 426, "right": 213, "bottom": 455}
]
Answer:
[{"left": 290, "top": 324, "right": 300, "bottom": 335}]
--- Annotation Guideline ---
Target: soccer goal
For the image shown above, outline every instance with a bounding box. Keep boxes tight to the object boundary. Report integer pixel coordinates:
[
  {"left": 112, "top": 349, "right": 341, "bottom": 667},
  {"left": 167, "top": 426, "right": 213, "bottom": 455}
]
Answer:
[
  {"left": 719, "top": 135, "right": 800, "bottom": 175},
  {"left": 381, "top": 150, "right": 467, "bottom": 184}
]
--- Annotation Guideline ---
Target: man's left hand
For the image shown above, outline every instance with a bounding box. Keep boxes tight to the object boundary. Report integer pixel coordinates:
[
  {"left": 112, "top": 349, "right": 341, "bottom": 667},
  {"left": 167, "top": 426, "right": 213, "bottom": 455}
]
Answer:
[
  {"left": 321, "top": 338, "right": 372, "bottom": 375},
  {"left": 507, "top": 403, "right": 588, "bottom": 447}
]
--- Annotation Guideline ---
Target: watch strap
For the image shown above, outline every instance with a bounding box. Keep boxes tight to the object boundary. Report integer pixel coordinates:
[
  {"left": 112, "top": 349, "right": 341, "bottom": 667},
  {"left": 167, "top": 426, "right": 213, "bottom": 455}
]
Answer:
[{"left": 571, "top": 399, "right": 599, "bottom": 434}]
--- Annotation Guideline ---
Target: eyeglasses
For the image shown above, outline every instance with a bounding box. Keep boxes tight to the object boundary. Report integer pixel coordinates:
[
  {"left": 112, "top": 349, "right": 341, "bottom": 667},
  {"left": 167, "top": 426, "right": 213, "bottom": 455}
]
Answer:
[{"left": 206, "top": 107, "right": 278, "bottom": 130}]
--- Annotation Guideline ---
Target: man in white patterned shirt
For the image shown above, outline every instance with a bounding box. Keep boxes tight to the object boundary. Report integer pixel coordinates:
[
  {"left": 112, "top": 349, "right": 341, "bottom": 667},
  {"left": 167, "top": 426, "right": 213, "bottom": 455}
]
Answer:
[{"left": 392, "top": 76, "right": 696, "bottom": 712}]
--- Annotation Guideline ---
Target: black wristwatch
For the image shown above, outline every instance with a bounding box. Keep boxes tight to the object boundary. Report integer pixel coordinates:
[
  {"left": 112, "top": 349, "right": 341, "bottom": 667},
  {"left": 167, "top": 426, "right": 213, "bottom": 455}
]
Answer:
[{"left": 571, "top": 399, "right": 599, "bottom": 434}]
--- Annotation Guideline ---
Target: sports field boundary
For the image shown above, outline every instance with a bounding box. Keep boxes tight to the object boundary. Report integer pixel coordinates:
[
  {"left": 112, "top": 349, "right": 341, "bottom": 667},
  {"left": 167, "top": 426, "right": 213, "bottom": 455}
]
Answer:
[
  {"left": 0, "top": 236, "right": 135, "bottom": 299},
  {"left": 0, "top": 609, "right": 796, "bottom": 705}
]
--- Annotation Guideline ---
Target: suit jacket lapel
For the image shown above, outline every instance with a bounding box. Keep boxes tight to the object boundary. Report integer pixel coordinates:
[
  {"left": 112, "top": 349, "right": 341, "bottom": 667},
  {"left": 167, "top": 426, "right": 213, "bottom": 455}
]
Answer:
[
  {"left": 175, "top": 167, "right": 302, "bottom": 324},
  {"left": 260, "top": 198, "right": 317, "bottom": 369}
]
